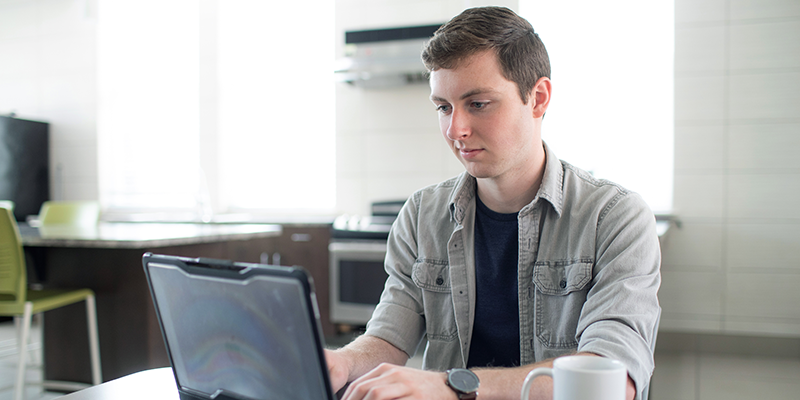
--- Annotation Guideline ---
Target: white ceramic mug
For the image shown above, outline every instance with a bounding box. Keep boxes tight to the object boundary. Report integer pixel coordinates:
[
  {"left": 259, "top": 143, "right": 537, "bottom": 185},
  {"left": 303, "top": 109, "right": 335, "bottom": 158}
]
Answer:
[{"left": 520, "top": 355, "right": 627, "bottom": 400}]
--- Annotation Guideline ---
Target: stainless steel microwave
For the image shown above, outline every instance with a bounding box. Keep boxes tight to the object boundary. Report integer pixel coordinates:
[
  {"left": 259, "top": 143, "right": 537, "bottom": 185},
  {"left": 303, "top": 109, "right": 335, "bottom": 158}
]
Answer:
[{"left": 328, "top": 240, "right": 389, "bottom": 326}]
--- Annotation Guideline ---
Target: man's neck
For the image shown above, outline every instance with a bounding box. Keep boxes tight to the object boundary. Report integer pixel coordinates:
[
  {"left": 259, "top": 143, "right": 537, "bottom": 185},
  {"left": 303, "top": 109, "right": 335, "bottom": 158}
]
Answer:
[{"left": 476, "top": 145, "right": 546, "bottom": 214}]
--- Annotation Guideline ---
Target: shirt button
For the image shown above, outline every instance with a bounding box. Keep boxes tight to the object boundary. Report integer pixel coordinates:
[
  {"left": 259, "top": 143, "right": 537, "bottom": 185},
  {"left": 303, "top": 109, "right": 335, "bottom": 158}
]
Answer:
[
  {"left": 559, "top": 280, "right": 567, "bottom": 289},
  {"left": 436, "top": 277, "right": 444, "bottom": 285}
]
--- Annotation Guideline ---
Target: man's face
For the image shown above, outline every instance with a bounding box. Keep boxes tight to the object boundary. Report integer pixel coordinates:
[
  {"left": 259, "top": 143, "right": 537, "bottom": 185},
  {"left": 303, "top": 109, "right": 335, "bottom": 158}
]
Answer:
[{"left": 429, "top": 50, "right": 544, "bottom": 183}]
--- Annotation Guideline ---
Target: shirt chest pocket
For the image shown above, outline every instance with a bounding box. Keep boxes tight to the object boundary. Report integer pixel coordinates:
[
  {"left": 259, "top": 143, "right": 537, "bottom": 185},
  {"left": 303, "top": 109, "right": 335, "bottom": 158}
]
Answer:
[
  {"left": 412, "top": 260, "right": 458, "bottom": 342},
  {"left": 532, "top": 260, "right": 593, "bottom": 350}
]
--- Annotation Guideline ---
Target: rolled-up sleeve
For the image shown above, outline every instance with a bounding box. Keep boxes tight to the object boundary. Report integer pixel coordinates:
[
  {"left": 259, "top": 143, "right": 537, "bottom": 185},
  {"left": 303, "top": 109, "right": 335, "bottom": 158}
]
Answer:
[{"left": 576, "top": 192, "right": 662, "bottom": 400}]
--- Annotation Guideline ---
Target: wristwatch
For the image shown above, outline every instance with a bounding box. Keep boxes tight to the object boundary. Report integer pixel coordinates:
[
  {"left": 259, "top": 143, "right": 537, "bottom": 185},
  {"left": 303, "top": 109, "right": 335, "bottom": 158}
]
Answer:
[{"left": 445, "top": 368, "right": 480, "bottom": 400}]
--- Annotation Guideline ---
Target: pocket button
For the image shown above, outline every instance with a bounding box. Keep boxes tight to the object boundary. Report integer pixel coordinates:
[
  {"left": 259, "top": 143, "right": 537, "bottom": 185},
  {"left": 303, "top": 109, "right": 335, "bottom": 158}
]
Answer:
[
  {"left": 436, "top": 276, "right": 445, "bottom": 286},
  {"left": 559, "top": 279, "right": 567, "bottom": 289}
]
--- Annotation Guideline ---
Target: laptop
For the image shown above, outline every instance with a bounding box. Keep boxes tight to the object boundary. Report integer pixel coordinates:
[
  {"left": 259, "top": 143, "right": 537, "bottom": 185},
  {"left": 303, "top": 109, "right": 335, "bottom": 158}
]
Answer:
[{"left": 142, "top": 253, "right": 337, "bottom": 400}]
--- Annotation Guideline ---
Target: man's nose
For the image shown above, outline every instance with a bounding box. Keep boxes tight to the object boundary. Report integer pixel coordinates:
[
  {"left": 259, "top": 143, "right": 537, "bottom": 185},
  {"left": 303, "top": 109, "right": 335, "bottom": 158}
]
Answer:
[{"left": 446, "top": 109, "right": 469, "bottom": 141}]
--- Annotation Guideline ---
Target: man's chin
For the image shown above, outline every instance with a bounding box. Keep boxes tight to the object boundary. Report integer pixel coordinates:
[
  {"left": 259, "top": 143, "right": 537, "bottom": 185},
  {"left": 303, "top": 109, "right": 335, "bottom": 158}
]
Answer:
[{"left": 464, "top": 168, "right": 494, "bottom": 180}]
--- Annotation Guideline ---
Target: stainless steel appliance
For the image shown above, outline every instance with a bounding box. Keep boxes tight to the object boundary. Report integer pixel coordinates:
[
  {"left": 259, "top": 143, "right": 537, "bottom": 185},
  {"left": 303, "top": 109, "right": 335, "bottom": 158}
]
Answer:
[{"left": 329, "top": 201, "right": 404, "bottom": 326}]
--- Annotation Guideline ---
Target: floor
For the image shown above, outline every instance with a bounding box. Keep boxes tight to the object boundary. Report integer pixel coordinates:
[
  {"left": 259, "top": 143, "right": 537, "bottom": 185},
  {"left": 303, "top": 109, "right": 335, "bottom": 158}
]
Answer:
[
  {"left": 0, "top": 318, "right": 60, "bottom": 400},
  {"left": 2, "top": 320, "right": 799, "bottom": 400}
]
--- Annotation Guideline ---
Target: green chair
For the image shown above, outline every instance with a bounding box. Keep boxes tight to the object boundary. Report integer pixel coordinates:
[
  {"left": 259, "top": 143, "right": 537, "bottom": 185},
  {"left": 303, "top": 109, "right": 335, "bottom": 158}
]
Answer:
[
  {"left": 37, "top": 201, "right": 100, "bottom": 226},
  {"left": 0, "top": 206, "right": 102, "bottom": 400},
  {"left": 0, "top": 200, "right": 13, "bottom": 213}
]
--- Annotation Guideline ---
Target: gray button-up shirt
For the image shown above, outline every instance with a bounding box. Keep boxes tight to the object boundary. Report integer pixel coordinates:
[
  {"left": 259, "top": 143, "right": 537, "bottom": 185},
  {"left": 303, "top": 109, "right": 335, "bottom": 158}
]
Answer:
[{"left": 365, "top": 143, "right": 661, "bottom": 399}]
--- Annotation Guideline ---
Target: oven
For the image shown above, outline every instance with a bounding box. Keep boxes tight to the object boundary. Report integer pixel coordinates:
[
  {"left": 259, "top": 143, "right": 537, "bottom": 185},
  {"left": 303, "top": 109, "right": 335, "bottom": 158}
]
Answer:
[{"left": 329, "top": 201, "right": 404, "bottom": 327}]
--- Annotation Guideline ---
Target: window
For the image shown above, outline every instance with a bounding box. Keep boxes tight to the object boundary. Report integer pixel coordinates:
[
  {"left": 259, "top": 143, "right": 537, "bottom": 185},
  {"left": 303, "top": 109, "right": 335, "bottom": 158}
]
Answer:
[
  {"left": 98, "top": 0, "right": 335, "bottom": 218},
  {"left": 520, "top": 0, "right": 674, "bottom": 213},
  {"left": 97, "top": 1, "right": 201, "bottom": 211},
  {"left": 216, "top": 1, "right": 335, "bottom": 213}
]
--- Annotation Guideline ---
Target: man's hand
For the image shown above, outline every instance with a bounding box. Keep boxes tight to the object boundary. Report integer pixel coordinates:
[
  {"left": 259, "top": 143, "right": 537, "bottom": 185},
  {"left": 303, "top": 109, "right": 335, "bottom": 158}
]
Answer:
[
  {"left": 324, "top": 335, "right": 411, "bottom": 395},
  {"left": 324, "top": 348, "right": 352, "bottom": 393},
  {"left": 340, "top": 363, "right": 457, "bottom": 400}
]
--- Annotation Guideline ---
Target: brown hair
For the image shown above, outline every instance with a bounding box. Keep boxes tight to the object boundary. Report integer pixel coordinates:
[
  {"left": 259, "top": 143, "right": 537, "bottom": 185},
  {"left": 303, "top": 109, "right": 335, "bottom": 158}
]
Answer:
[{"left": 421, "top": 6, "right": 550, "bottom": 104}]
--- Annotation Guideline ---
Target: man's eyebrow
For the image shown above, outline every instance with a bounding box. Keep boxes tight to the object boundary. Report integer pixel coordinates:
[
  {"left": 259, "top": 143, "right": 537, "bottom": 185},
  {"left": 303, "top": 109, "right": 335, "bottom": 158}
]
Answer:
[
  {"left": 459, "top": 88, "right": 495, "bottom": 100},
  {"left": 430, "top": 88, "right": 496, "bottom": 102}
]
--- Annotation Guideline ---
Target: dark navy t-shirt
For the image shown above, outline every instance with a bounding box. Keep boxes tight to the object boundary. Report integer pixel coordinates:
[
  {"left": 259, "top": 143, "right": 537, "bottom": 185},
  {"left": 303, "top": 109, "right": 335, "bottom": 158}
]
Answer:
[{"left": 466, "top": 195, "right": 521, "bottom": 368}]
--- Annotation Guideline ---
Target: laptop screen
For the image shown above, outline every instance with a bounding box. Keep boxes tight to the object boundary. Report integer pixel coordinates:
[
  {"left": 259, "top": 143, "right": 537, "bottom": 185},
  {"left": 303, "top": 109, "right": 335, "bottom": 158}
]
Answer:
[{"left": 147, "top": 261, "right": 330, "bottom": 400}]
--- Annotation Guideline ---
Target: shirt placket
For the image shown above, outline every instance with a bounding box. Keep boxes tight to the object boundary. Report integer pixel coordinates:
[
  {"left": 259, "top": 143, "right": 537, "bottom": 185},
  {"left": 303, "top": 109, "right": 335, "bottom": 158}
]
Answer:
[{"left": 518, "top": 203, "right": 542, "bottom": 365}]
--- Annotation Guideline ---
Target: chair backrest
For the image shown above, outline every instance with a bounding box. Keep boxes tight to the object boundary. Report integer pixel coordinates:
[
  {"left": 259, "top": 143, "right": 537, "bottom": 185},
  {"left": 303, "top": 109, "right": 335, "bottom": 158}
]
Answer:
[
  {"left": 0, "top": 200, "right": 14, "bottom": 213},
  {"left": 39, "top": 201, "right": 100, "bottom": 226},
  {"left": 0, "top": 207, "right": 26, "bottom": 301}
]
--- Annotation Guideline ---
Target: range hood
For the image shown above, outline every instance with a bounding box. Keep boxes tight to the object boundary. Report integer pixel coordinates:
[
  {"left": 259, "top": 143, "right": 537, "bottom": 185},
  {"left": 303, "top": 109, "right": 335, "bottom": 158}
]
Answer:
[{"left": 334, "top": 24, "right": 442, "bottom": 89}]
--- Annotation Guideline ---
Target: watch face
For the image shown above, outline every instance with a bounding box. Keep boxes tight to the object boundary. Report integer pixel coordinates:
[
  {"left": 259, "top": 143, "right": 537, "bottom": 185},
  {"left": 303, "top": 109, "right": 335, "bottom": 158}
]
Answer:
[{"left": 448, "top": 369, "right": 480, "bottom": 393}]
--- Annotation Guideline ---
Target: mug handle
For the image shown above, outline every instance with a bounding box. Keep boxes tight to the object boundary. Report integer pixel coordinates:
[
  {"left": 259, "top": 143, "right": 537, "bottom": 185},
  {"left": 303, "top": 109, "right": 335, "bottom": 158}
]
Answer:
[{"left": 521, "top": 367, "right": 553, "bottom": 400}]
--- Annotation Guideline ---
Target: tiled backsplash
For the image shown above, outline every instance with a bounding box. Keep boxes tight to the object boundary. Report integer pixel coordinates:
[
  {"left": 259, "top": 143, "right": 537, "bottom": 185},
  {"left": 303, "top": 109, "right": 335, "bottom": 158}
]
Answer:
[{"left": 661, "top": 0, "right": 800, "bottom": 337}]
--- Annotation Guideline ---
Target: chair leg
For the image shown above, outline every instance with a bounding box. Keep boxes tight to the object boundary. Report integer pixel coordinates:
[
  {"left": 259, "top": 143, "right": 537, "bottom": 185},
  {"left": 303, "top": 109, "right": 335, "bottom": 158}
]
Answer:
[
  {"left": 85, "top": 294, "right": 102, "bottom": 385},
  {"left": 14, "top": 302, "right": 33, "bottom": 400}
]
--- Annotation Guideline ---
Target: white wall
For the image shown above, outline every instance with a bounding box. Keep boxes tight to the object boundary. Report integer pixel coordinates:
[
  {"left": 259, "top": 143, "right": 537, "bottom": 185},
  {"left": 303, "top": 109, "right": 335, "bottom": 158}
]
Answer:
[
  {"left": 334, "top": 0, "right": 518, "bottom": 216},
  {"left": 0, "top": 0, "right": 98, "bottom": 202},
  {"left": 659, "top": 0, "right": 800, "bottom": 337}
]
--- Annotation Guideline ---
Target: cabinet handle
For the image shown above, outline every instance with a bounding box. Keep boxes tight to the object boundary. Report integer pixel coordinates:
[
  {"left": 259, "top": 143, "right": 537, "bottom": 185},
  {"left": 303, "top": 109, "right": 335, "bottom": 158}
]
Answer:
[{"left": 291, "top": 233, "right": 312, "bottom": 242}]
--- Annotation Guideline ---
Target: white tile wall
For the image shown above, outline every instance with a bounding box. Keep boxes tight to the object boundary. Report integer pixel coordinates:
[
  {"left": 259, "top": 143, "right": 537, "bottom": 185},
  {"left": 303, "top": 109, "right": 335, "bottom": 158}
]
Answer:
[
  {"left": 729, "top": 21, "right": 800, "bottom": 71},
  {"left": 727, "top": 174, "right": 800, "bottom": 220},
  {"left": 664, "top": 0, "right": 800, "bottom": 339},
  {"left": 651, "top": 332, "right": 800, "bottom": 400},
  {"left": 724, "top": 317, "right": 800, "bottom": 337},
  {"left": 659, "top": 270, "right": 725, "bottom": 316},
  {"left": 729, "top": 0, "right": 800, "bottom": 20},
  {"left": 696, "top": 354, "right": 800, "bottom": 400},
  {"left": 726, "top": 273, "right": 800, "bottom": 320},
  {"left": 728, "top": 71, "right": 800, "bottom": 120},
  {"left": 650, "top": 352, "right": 698, "bottom": 400},
  {"left": 674, "top": 26, "right": 726, "bottom": 73},
  {"left": 674, "top": 125, "right": 725, "bottom": 172},
  {"left": 728, "top": 123, "right": 800, "bottom": 170},
  {"left": 675, "top": 0, "right": 727, "bottom": 24},
  {"left": 672, "top": 175, "right": 726, "bottom": 220},
  {"left": 674, "top": 76, "right": 726, "bottom": 123},
  {"left": 726, "top": 223, "right": 800, "bottom": 272},
  {"left": 658, "top": 314, "right": 724, "bottom": 334},
  {"left": 662, "top": 223, "right": 725, "bottom": 268}
]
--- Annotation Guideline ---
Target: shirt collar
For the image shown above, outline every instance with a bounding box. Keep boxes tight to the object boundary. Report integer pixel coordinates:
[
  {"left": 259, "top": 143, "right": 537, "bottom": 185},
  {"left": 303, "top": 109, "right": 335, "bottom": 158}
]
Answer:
[
  {"left": 536, "top": 141, "right": 564, "bottom": 218},
  {"left": 448, "top": 141, "right": 564, "bottom": 223}
]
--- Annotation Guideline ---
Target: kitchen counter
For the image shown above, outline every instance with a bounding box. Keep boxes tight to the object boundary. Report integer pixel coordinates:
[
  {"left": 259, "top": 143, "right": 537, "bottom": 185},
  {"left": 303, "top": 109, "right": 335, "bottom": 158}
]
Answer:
[
  {"left": 20, "top": 222, "right": 286, "bottom": 384},
  {"left": 19, "top": 222, "right": 282, "bottom": 248},
  {"left": 100, "top": 212, "right": 337, "bottom": 226}
]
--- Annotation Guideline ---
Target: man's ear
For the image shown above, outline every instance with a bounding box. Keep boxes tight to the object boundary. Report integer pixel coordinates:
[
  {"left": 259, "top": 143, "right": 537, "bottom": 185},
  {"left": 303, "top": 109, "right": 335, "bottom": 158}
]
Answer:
[{"left": 529, "top": 77, "right": 551, "bottom": 119}]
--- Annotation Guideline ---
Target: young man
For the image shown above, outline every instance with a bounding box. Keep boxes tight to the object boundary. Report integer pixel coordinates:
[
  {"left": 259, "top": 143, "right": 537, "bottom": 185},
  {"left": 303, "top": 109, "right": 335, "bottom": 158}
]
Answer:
[{"left": 325, "top": 6, "right": 661, "bottom": 400}]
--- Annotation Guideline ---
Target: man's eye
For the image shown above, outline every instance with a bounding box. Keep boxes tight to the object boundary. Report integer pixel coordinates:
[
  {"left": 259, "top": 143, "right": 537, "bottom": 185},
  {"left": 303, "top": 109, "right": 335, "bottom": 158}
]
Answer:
[
  {"left": 472, "top": 102, "right": 488, "bottom": 109},
  {"left": 436, "top": 105, "right": 451, "bottom": 113}
]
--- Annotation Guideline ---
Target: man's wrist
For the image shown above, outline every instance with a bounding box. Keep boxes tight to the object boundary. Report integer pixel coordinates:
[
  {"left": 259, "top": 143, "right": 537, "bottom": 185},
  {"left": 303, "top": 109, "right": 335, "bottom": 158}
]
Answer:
[{"left": 445, "top": 368, "right": 480, "bottom": 399}]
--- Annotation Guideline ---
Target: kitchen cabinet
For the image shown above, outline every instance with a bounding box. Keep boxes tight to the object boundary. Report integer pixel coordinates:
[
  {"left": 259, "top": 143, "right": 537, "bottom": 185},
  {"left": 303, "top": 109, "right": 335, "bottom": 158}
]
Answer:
[
  {"left": 22, "top": 222, "right": 336, "bottom": 384},
  {"left": 268, "top": 224, "right": 334, "bottom": 337}
]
